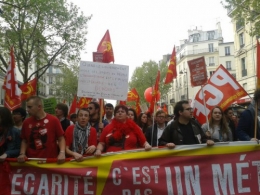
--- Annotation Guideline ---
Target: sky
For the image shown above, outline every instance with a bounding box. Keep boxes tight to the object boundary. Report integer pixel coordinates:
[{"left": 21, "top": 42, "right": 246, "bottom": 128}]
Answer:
[
  {"left": 70, "top": 0, "right": 234, "bottom": 105},
  {"left": 70, "top": 0, "right": 234, "bottom": 79}
]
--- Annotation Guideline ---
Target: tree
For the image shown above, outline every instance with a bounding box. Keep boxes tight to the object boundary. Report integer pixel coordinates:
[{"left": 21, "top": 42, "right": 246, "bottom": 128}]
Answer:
[
  {"left": 129, "top": 60, "right": 171, "bottom": 104},
  {"left": 221, "top": 0, "right": 260, "bottom": 37},
  {"left": 0, "top": 0, "right": 91, "bottom": 83},
  {"left": 52, "top": 63, "right": 79, "bottom": 104}
]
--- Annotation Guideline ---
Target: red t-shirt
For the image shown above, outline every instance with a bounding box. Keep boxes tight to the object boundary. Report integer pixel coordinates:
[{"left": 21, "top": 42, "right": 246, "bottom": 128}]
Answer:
[
  {"left": 64, "top": 125, "right": 97, "bottom": 149},
  {"left": 21, "top": 114, "right": 64, "bottom": 158},
  {"left": 99, "top": 119, "right": 146, "bottom": 152}
]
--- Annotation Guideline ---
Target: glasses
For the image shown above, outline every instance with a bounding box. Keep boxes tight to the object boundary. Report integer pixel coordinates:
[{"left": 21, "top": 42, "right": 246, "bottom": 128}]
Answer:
[
  {"left": 184, "top": 108, "right": 193, "bottom": 111},
  {"left": 157, "top": 116, "right": 165, "bottom": 118},
  {"left": 87, "top": 107, "right": 93, "bottom": 110}
]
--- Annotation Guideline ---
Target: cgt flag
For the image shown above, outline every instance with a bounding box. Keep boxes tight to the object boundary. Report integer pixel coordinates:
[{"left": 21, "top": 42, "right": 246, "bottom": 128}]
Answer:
[
  {"left": 2, "top": 47, "right": 21, "bottom": 110},
  {"left": 193, "top": 65, "right": 248, "bottom": 125},
  {"left": 20, "top": 78, "right": 37, "bottom": 101},
  {"left": 164, "top": 46, "right": 177, "bottom": 84},
  {"left": 97, "top": 30, "right": 114, "bottom": 63}
]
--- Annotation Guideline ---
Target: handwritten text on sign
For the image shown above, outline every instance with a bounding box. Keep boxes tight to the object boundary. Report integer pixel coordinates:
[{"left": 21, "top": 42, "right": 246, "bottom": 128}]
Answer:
[{"left": 77, "top": 61, "right": 129, "bottom": 100}]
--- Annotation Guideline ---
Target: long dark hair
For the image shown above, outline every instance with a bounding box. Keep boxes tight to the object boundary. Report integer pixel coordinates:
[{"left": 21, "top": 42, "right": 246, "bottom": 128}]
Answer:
[
  {"left": 0, "top": 107, "right": 14, "bottom": 134},
  {"left": 209, "top": 106, "right": 229, "bottom": 135},
  {"left": 137, "top": 113, "right": 149, "bottom": 133}
]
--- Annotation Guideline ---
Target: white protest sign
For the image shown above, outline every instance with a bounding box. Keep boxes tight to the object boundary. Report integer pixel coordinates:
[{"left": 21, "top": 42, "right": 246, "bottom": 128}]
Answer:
[{"left": 77, "top": 61, "right": 129, "bottom": 100}]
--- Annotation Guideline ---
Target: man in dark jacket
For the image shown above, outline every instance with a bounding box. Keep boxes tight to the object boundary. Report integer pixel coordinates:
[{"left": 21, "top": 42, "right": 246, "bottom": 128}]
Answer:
[
  {"left": 236, "top": 89, "right": 260, "bottom": 141},
  {"left": 159, "top": 100, "right": 214, "bottom": 148},
  {"left": 145, "top": 110, "right": 166, "bottom": 147}
]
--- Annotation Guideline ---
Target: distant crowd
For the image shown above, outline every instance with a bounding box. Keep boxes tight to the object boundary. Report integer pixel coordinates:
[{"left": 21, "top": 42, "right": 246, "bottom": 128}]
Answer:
[{"left": 0, "top": 88, "right": 260, "bottom": 163}]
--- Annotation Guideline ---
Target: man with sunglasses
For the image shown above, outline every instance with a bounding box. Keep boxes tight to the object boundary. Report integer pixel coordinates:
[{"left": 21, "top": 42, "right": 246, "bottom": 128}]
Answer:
[{"left": 159, "top": 100, "right": 214, "bottom": 148}]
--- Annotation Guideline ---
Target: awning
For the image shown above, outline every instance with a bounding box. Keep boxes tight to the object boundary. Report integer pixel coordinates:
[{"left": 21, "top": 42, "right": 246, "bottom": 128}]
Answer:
[{"left": 232, "top": 95, "right": 252, "bottom": 104}]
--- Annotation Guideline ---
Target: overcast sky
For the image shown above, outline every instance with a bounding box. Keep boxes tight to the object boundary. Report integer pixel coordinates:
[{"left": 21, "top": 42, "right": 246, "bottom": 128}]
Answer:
[
  {"left": 70, "top": 0, "right": 233, "bottom": 80},
  {"left": 70, "top": 0, "right": 234, "bottom": 104}
]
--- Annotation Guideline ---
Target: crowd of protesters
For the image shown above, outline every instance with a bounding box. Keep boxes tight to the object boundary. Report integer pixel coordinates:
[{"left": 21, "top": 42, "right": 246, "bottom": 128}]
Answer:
[{"left": 0, "top": 88, "right": 259, "bottom": 163}]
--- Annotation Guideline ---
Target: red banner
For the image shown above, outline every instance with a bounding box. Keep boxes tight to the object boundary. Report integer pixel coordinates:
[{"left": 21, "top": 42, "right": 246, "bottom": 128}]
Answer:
[
  {"left": 187, "top": 56, "right": 207, "bottom": 87},
  {"left": 20, "top": 78, "right": 37, "bottom": 101},
  {"left": 193, "top": 65, "right": 247, "bottom": 124},
  {"left": 3, "top": 142, "right": 260, "bottom": 195}
]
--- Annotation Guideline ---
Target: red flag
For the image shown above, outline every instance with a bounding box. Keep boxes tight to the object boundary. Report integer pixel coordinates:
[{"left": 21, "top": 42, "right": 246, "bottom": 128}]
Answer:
[
  {"left": 68, "top": 96, "right": 77, "bottom": 118},
  {"left": 193, "top": 65, "right": 248, "bottom": 125},
  {"left": 164, "top": 46, "right": 177, "bottom": 84},
  {"left": 20, "top": 78, "right": 37, "bottom": 101},
  {"left": 97, "top": 30, "right": 114, "bottom": 63},
  {"left": 148, "top": 70, "right": 160, "bottom": 114},
  {"left": 77, "top": 97, "right": 92, "bottom": 108},
  {"left": 2, "top": 47, "right": 21, "bottom": 110},
  {"left": 135, "top": 100, "right": 141, "bottom": 116},
  {"left": 127, "top": 88, "right": 139, "bottom": 102},
  {"left": 257, "top": 40, "right": 260, "bottom": 88},
  {"left": 119, "top": 101, "right": 126, "bottom": 105},
  {"left": 163, "top": 104, "right": 168, "bottom": 115}
]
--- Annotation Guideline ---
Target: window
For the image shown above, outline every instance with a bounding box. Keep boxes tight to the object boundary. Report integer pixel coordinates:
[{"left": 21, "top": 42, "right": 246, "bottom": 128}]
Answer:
[
  {"left": 236, "top": 19, "right": 244, "bottom": 31},
  {"left": 226, "top": 61, "right": 231, "bottom": 70},
  {"left": 239, "top": 33, "right": 244, "bottom": 48},
  {"left": 207, "top": 31, "right": 215, "bottom": 40},
  {"left": 209, "top": 57, "right": 215, "bottom": 66},
  {"left": 49, "top": 89, "right": 53, "bottom": 95},
  {"left": 49, "top": 77, "right": 53, "bottom": 84},
  {"left": 225, "top": 47, "right": 230, "bottom": 55},
  {"left": 241, "top": 57, "right": 247, "bottom": 77},
  {"left": 49, "top": 66, "right": 53, "bottom": 73},
  {"left": 209, "top": 71, "right": 215, "bottom": 76},
  {"left": 208, "top": 43, "right": 214, "bottom": 52}
]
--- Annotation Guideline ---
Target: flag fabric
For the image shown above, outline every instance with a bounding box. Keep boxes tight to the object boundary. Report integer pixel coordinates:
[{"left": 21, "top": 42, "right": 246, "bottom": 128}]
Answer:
[
  {"left": 119, "top": 101, "right": 126, "bottom": 105},
  {"left": 97, "top": 30, "right": 114, "bottom": 63},
  {"left": 163, "top": 104, "right": 168, "bottom": 115},
  {"left": 127, "top": 88, "right": 139, "bottom": 102},
  {"left": 148, "top": 70, "right": 160, "bottom": 114},
  {"left": 257, "top": 40, "right": 260, "bottom": 88},
  {"left": 193, "top": 65, "right": 248, "bottom": 125},
  {"left": 164, "top": 46, "right": 177, "bottom": 84},
  {"left": 77, "top": 97, "right": 92, "bottom": 108},
  {"left": 68, "top": 96, "right": 77, "bottom": 118},
  {"left": 135, "top": 100, "right": 141, "bottom": 116},
  {"left": 2, "top": 47, "right": 21, "bottom": 110},
  {"left": 20, "top": 78, "right": 37, "bottom": 101}
]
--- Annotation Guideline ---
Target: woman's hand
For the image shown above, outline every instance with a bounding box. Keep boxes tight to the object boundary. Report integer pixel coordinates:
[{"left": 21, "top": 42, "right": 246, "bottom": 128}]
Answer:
[
  {"left": 85, "top": 145, "right": 96, "bottom": 154},
  {"left": 166, "top": 143, "right": 175, "bottom": 149},
  {"left": 143, "top": 142, "right": 152, "bottom": 151},
  {"left": 17, "top": 154, "right": 27, "bottom": 163},
  {"left": 94, "top": 149, "right": 102, "bottom": 157},
  {"left": 0, "top": 153, "right": 7, "bottom": 162},
  {"left": 73, "top": 152, "right": 83, "bottom": 162},
  {"left": 206, "top": 140, "right": 215, "bottom": 146}
]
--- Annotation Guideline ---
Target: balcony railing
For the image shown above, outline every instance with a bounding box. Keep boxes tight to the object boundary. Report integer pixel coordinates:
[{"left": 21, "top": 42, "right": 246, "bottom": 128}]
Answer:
[{"left": 187, "top": 48, "right": 218, "bottom": 55}]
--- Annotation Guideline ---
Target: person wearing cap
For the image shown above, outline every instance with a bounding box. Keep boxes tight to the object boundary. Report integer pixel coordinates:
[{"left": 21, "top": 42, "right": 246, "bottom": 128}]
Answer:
[
  {"left": 236, "top": 89, "right": 260, "bottom": 141},
  {"left": 12, "top": 107, "right": 27, "bottom": 131}
]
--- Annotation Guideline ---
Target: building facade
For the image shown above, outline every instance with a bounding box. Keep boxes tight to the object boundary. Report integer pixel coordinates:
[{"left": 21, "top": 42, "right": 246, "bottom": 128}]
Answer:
[{"left": 163, "top": 23, "right": 235, "bottom": 114}]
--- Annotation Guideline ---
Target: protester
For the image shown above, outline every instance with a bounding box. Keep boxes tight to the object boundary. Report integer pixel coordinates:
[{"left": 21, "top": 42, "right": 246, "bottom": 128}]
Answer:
[
  {"left": 55, "top": 103, "right": 73, "bottom": 131},
  {"left": 224, "top": 107, "right": 237, "bottom": 141},
  {"left": 145, "top": 110, "right": 166, "bottom": 146},
  {"left": 87, "top": 101, "right": 109, "bottom": 137},
  {"left": 12, "top": 107, "right": 27, "bottom": 131},
  {"left": 137, "top": 112, "right": 149, "bottom": 134},
  {"left": 65, "top": 108, "right": 97, "bottom": 161},
  {"left": 103, "top": 103, "right": 114, "bottom": 123},
  {"left": 70, "top": 113, "right": 77, "bottom": 124},
  {"left": 0, "top": 107, "right": 21, "bottom": 161},
  {"left": 159, "top": 100, "right": 214, "bottom": 148},
  {"left": 236, "top": 89, "right": 260, "bottom": 141},
  {"left": 94, "top": 105, "right": 151, "bottom": 156},
  {"left": 127, "top": 108, "right": 138, "bottom": 123},
  {"left": 17, "top": 96, "right": 66, "bottom": 164},
  {"left": 201, "top": 106, "right": 233, "bottom": 142}
]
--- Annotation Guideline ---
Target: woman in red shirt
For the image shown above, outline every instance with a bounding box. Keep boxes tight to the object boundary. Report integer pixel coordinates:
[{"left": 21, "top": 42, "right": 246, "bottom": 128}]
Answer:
[
  {"left": 65, "top": 108, "right": 97, "bottom": 161},
  {"left": 94, "top": 105, "right": 151, "bottom": 156}
]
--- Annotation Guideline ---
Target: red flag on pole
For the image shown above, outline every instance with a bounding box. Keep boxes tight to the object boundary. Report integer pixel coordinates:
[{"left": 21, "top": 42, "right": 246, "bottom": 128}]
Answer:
[
  {"left": 20, "top": 78, "right": 37, "bottom": 101},
  {"left": 127, "top": 88, "right": 139, "bottom": 102},
  {"left": 2, "top": 47, "right": 21, "bottom": 110},
  {"left": 164, "top": 46, "right": 177, "bottom": 84},
  {"left": 68, "top": 96, "right": 77, "bottom": 118},
  {"left": 256, "top": 40, "right": 260, "bottom": 88},
  {"left": 77, "top": 97, "right": 92, "bottom": 108},
  {"left": 148, "top": 70, "right": 160, "bottom": 114},
  {"left": 97, "top": 30, "right": 114, "bottom": 63}
]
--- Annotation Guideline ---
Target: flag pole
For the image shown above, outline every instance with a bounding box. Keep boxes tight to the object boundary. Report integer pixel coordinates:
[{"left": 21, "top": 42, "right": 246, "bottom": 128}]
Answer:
[{"left": 201, "top": 85, "right": 210, "bottom": 131}]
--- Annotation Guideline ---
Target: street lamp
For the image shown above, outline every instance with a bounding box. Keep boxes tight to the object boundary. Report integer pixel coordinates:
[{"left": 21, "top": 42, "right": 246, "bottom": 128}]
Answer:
[{"left": 179, "top": 69, "right": 189, "bottom": 101}]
